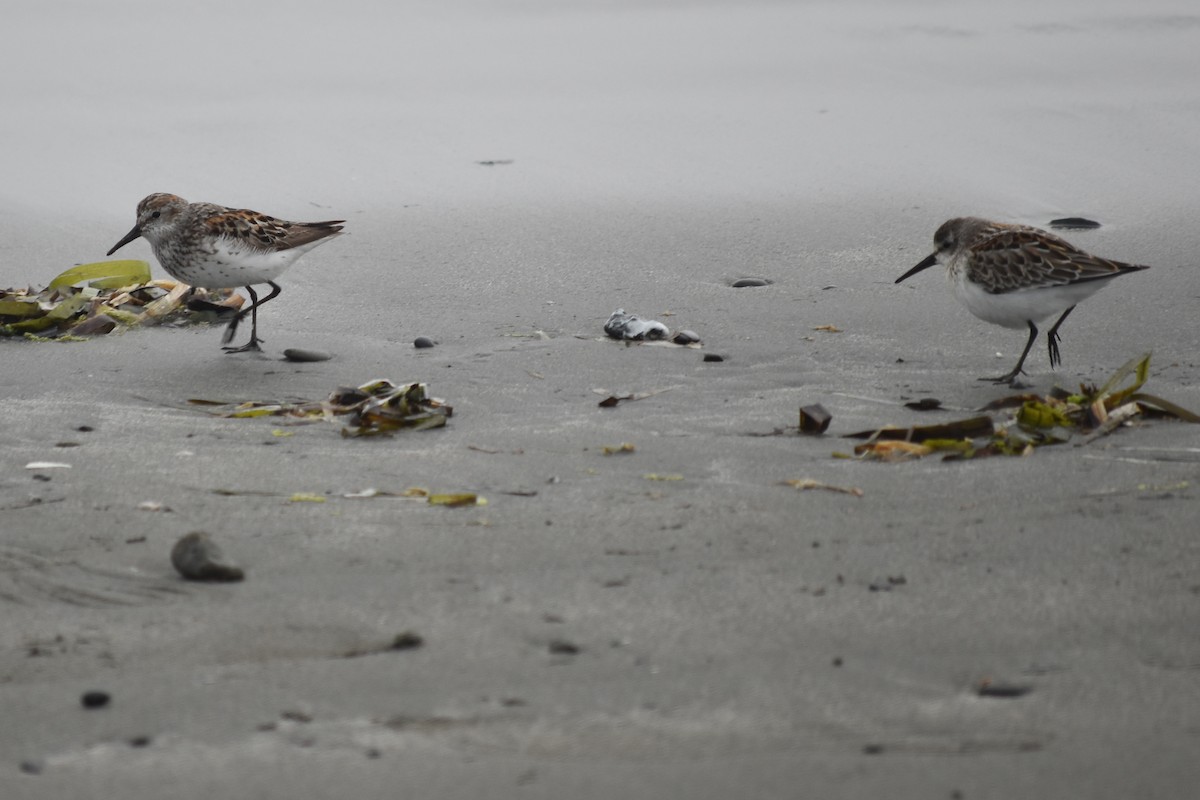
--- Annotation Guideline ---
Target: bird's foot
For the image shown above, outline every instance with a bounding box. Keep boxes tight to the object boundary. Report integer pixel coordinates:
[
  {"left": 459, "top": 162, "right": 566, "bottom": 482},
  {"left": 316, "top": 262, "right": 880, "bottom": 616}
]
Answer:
[{"left": 222, "top": 338, "right": 264, "bottom": 354}]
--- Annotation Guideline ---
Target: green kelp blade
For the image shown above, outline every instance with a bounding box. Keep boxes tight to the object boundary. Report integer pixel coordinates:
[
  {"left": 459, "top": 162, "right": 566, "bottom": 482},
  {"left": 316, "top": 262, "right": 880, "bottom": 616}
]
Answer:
[
  {"left": 1092, "top": 352, "right": 1151, "bottom": 409},
  {"left": 0, "top": 299, "right": 42, "bottom": 317},
  {"left": 1017, "top": 400, "right": 1074, "bottom": 430},
  {"left": 1129, "top": 393, "right": 1200, "bottom": 423},
  {"left": 46, "top": 293, "right": 90, "bottom": 321},
  {"left": 843, "top": 415, "right": 994, "bottom": 443},
  {"left": 48, "top": 260, "right": 152, "bottom": 290}
]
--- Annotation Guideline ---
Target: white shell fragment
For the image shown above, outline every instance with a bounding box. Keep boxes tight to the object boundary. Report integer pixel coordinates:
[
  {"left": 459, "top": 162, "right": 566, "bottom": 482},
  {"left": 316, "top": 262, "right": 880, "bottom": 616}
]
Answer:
[{"left": 604, "top": 308, "right": 669, "bottom": 341}]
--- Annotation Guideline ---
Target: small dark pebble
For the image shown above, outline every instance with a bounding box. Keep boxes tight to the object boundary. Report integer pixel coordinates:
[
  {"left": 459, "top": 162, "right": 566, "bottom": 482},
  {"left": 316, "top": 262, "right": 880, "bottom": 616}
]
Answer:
[
  {"left": 33, "top": 474, "right": 51, "bottom": 482},
  {"left": 702, "top": 353, "right": 725, "bottom": 363},
  {"left": 500, "top": 697, "right": 528, "bottom": 707},
  {"left": 548, "top": 639, "right": 581, "bottom": 655},
  {"left": 170, "top": 532, "right": 245, "bottom": 582},
  {"left": 128, "top": 735, "right": 152, "bottom": 748},
  {"left": 365, "top": 747, "right": 382, "bottom": 759},
  {"left": 730, "top": 277, "right": 771, "bottom": 288},
  {"left": 672, "top": 330, "right": 702, "bottom": 345},
  {"left": 76, "top": 425, "right": 94, "bottom": 432},
  {"left": 1049, "top": 217, "right": 1101, "bottom": 230},
  {"left": 904, "top": 397, "right": 943, "bottom": 411},
  {"left": 832, "top": 657, "right": 843, "bottom": 667},
  {"left": 868, "top": 575, "right": 907, "bottom": 592},
  {"left": 862, "top": 743, "right": 885, "bottom": 755},
  {"left": 413, "top": 336, "right": 436, "bottom": 349},
  {"left": 81, "top": 690, "right": 111, "bottom": 709},
  {"left": 799, "top": 403, "right": 832, "bottom": 434},
  {"left": 19, "top": 759, "right": 44, "bottom": 775},
  {"left": 476, "top": 159, "right": 514, "bottom": 166},
  {"left": 283, "top": 348, "right": 332, "bottom": 363},
  {"left": 976, "top": 680, "right": 1033, "bottom": 698},
  {"left": 390, "top": 631, "right": 424, "bottom": 651}
]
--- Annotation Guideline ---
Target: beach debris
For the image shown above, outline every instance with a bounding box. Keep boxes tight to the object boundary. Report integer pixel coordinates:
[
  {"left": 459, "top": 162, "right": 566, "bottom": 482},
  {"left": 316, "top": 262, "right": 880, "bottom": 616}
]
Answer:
[
  {"left": 548, "top": 639, "right": 581, "bottom": 655},
  {"left": 170, "top": 532, "right": 245, "bottom": 582},
  {"left": 81, "top": 690, "right": 111, "bottom": 710},
  {"left": 413, "top": 336, "right": 436, "bottom": 349},
  {"left": 840, "top": 353, "right": 1198, "bottom": 462},
  {"left": 672, "top": 330, "right": 702, "bottom": 345},
  {"left": 289, "top": 493, "right": 327, "bottom": 503},
  {"left": 976, "top": 678, "right": 1034, "bottom": 698},
  {"left": 780, "top": 478, "right": 863, "bottom": 497},
  {"left": 390, "top": 631, "right": 424, "bottom": 650},
  {"left": 476, "top": 159, "right": 514, "bottom": 166},
  {"left": 1049, "top": 217, "right": 1101, "bottom": 230},
  {"left": 702, "top": 353, "right": 725, "bottom": 362},
  {"left": 283, "top": 348, "right": 332, "bottom": 362},
  {"left": 136, "top": 501, "right": 170, "bottom": 512},
  {"left": 868, "top": 575, "right": 907, "bottom": 592},
  {"left": 192, "top": 378, "right": 453, "bottom": 437},
  {"left": 1, "top": 260, "right": 240, "bottom": 339},
  {"left": 596, "top": 386, "right": 675, "bottom": 408},
  {"left": 644, "top": 473, "right": 684, "bottom": 481},
  {"left": 904, "top": 397, "right": 943, "bottom": 411},
  {"left": 813, "top": 324, "right": 842, "bottom": 333},
  {"left": 730, "top": 277, "right": 771, "bottom": 288},
  {"left": 799, "top": 403, "right": 832, "bottom": 434},
  {"left": 24, "top": 462, "right": 71, "bottom": 470},
  {"left": 428, "top": 492, "right": 486, "bottom": 507},
  {"left": 601, "top": 442, "right": 636, "bottom": 455},
  {"left": 604, "top": 308, "right": 669, "bottom": 341}
]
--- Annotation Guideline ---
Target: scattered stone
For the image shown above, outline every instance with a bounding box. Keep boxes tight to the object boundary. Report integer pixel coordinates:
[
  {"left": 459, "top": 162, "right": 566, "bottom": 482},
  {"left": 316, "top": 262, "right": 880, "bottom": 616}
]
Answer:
[
  {"left": 702, "top": 353, "right": 725, "bottom": 363},
  {"left": 19, "top": 759, "right": 44, "bottom": 775},
  {"left": 413, "top": 336, "right": 436, "bottom": 349},
  {"left": 548, "top": 639, "right": 581, "bottom": 655},
  {"left": 81, "top": 690, "right": 111, "bottom": 709},
  {"left": 672, "top": 329, "right": 702, "bottom": 345},
  {"left": 283, "top": 348, "right": 332, "bottom": 362},
  {"left": 170, "top": 532, "right": 245, "bottom": 582},
  {"left": 390, "top": 631, "right": 424, "bottom": 651},
  {"left": 868, "top": 575, "right": 907, "bottom": 592},
  {"left": 730, "top": 277, "right": 771, "bottom": 288},
  {"left": 1048, "top": 217, "right": 1101, "bottom": 230},
  {"left": 799, "top": 403, "right": 832, "bottom": 434},
  {"left": 976, "top": 679, "right": 1033, "bottom": 698},
  {"left": 128, "top": 735, "right": 152, "bottom": 748},
  {"left": 862, "top": 743, "right": 886, "bottom": 755},
  {"left": 76, "top": 425, "right": 95, "bottom": 432}
]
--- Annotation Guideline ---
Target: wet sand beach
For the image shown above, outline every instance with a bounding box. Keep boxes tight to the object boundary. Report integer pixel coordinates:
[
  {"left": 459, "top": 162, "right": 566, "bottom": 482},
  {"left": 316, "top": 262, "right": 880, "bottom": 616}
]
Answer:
[{"left": 2, "top": 2, "right": 1199, "bottom": 798}]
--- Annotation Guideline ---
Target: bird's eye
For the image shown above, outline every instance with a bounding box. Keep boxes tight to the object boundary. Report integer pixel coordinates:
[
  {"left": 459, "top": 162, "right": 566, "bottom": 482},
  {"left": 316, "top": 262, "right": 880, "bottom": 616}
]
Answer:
[{"left": 151, "top": 211, "right": 161, "bottom": 219}]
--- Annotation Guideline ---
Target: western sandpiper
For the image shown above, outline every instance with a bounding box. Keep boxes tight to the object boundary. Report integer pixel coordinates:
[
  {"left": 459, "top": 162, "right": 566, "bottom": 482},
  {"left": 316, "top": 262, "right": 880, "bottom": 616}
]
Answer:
[
  {"left": 896, "top": 217, "right": 1149, "bottom": 384},
  {"left": 108, "top": 193, "right": 344, "bottom": 352}
]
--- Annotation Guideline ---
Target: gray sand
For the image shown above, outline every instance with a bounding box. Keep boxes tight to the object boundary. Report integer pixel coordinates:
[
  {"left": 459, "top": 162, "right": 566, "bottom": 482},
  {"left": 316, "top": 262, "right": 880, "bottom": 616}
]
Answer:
[{"left": 3, "top": 2, "right": 1199, "bottom": 798}]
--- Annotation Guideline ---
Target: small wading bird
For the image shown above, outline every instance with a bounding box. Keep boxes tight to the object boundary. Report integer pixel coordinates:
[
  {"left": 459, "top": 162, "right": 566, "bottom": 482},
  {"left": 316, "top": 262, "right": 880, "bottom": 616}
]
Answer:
[
  {"left": 896, "top": 217, "right": 1150, "bottom": 384},
  {"left": 108, "top": 193, "right": 344, "bottom": 352}
]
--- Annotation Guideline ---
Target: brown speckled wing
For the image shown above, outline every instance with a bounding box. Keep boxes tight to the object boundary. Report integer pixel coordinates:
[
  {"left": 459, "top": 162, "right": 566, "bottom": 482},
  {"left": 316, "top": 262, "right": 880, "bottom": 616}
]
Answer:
[
  {"left": 967, "top": 227, "right": 1145, "bottom": 294},
  {"left": 203, "top": 206, "right": 344, "bottom": 251}
]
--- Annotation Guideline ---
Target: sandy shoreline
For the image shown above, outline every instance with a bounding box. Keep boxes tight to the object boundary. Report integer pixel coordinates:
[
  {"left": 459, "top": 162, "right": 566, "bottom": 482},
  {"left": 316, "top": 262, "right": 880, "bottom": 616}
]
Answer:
[{"left": 4, "top": 2, "right": 1200, "bottom": 798}]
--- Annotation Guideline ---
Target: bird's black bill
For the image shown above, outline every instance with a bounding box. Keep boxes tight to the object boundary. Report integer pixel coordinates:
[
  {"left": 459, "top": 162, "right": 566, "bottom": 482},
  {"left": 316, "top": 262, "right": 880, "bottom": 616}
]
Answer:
[
  {"left": 107, "top": 225, "right": 143, "bottom": 256},
  {"left": 895, "top": 253, "right": 938, "bottom": 284}
]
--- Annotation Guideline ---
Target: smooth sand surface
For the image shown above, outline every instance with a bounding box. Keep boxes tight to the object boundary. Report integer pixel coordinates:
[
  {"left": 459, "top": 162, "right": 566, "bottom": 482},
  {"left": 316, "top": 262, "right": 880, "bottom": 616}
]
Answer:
[{"left": 3, "top": 2, "right": 1200, "bottom": 798}]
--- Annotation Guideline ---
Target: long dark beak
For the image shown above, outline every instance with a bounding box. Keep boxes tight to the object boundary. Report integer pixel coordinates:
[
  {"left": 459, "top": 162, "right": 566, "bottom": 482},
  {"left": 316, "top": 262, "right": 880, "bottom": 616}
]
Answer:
[
  {"left": 895, "top": 253, "right": 939, "bottom": 284},
  {"left": 107, "top": 224, "right": 143, "bottom": 256}
]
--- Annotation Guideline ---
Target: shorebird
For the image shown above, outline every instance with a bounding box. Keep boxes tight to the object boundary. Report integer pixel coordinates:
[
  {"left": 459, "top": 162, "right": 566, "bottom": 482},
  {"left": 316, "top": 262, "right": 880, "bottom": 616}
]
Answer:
[
  {"left": 896, "top": 217, "right": 1149, "bottom": 384},
  {"left": 108, "top": 193, "right": 344, "bottom": 352}
]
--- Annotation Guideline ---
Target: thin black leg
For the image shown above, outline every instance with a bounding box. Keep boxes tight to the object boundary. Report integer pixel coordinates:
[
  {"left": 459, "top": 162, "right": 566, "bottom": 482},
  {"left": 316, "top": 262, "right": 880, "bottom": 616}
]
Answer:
[
  {"left": 1045, "top": 306, "right": 1075, "bottom": 370},
  {"left": 979, "top": 320, "right": 1038, "bottom": 385},
  {"left": 221, "top": 282, "right": 281, "bottom": 353}
]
